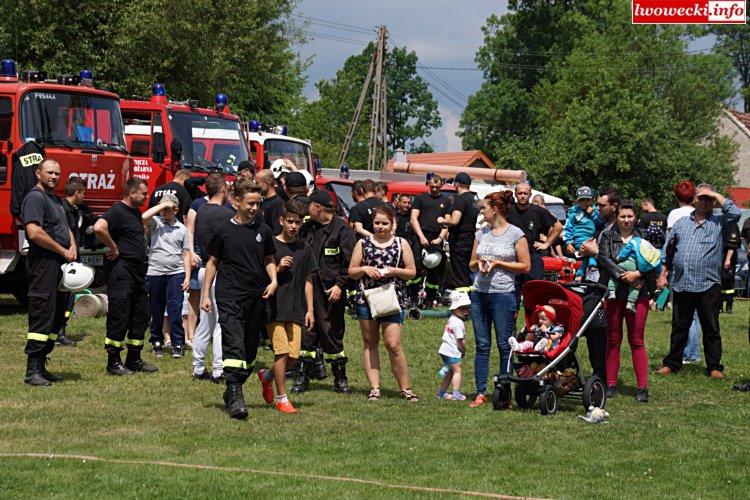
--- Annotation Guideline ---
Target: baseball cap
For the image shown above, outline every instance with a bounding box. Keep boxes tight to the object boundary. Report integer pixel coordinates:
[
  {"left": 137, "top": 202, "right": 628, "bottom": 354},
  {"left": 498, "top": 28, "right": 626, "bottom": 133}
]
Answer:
[
  {"left": 576, "top": 186, "right": 594, "bottom": 200},
  {"left": 455, "top": 172, "right": 472, "bottom": 185},
  {"left": 285, "top": 171, "right": 306, "bottom": 188},
  {"left": 310, "top": 189, "right": 334, "bottom": 209},
  {"left": 237, "top": 160, "right": 254, "bottom": 173}
]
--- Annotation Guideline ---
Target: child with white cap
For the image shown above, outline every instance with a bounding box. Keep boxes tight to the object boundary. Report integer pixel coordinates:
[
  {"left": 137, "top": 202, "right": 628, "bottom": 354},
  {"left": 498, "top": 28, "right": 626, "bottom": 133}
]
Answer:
[{"left": 437, "top": 291, "right": 471, "bottom": 400}]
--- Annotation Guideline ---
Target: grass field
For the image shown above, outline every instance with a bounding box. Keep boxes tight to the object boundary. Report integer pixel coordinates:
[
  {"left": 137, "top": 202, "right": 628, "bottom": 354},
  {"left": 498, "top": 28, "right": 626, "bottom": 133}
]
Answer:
[{"left": 0, "top": 296, "right": 749, "bottom": 499}]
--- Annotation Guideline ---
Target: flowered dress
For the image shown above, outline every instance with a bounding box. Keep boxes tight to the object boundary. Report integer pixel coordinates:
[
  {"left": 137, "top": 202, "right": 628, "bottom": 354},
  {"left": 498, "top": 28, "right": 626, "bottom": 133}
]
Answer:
[{"left": 355, "top": 237, "right": 408, "bottom": 309}]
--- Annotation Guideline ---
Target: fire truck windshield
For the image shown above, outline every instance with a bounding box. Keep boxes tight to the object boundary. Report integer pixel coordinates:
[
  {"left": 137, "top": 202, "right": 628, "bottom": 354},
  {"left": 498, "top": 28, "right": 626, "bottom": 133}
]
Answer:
[
  {"left": 169, "top": 112, "right": 249, "bottom": 173},
  {"left": 20, "top": 91, "right": 126, "bottom": 151},
  {"left": 264, "top": 139, "right": 311, "bottom": 171}
]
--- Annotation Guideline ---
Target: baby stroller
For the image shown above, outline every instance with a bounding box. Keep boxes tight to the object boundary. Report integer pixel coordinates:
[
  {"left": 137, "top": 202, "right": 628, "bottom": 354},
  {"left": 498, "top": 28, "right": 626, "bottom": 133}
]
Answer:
[{"left": 491, "top": 280, "right": 608, "bottom": 415}]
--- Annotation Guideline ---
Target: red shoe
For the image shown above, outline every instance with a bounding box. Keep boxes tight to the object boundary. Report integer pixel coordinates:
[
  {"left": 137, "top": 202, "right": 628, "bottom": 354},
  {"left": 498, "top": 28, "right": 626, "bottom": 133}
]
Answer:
[
  {"left": 469, "top": 394, "right": 487, "bottom": 408},
  {"left": 275, "top": 400, "right": 298, "bottom": 414},
  {"left": 258, "top": 369, "right": 274, "bottom": 404}
]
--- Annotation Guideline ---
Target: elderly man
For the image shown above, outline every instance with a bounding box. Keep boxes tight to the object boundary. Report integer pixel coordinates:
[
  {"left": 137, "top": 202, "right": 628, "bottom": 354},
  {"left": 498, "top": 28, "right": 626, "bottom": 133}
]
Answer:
[{"left": 655, "top": 184, "right": 741, "bottom": 379}]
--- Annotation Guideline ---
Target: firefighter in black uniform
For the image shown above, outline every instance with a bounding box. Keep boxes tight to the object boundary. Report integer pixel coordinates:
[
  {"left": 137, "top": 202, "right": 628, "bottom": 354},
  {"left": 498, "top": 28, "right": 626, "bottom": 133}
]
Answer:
[
  {"left": 437, "top": 173, "right": 479, "bottom": 293},
  {"left": 10, "top": 141, "right": 46, "bottom": 220},
  {"left": 94, "top": 177, "right": 157, "bottom": 375},
  {"left": 410, "top": 174, "right": 450, "bottom": 306},
  {"left": 394, "top": 193, "right": 420, "bottom": 304},
  {"left": 21, "top": 159, "right": 76, "bottom": 386},
  {"left": 720, "top": 222, "right": 740, "bottom": 314},
  {"left": 296, "top": 190, "right": 356, "bottom": 393}
]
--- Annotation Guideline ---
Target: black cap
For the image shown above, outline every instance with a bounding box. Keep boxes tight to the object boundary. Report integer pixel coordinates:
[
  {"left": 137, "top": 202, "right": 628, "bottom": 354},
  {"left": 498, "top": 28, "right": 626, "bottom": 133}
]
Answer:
[
  {"left": 285, "top": 171, "right": 306, "bottom": 188},
  {"left": 237, "top": 160, "right": 254, "bottom": 172},
  {"left": 310, "top": 189, "right": 334, "bottom": 209},
  {"left": 455, "top": 172, "right": 472, "bottom": 185}
]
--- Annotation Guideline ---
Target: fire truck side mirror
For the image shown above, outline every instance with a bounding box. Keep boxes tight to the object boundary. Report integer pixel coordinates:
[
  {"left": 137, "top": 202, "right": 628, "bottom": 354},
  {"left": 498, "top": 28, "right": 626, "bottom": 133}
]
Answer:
[{"left": 151, "top": 132, "right": 167, "bottom": 164}]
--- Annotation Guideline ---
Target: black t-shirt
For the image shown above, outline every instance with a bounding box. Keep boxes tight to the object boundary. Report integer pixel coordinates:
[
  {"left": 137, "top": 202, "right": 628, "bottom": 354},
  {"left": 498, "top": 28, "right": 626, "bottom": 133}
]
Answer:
[
  {"left": 507, "top": 204, "right": 557, "bottom": 254},
  {"left": 10, "top": 142, "right": 45, "bottom": 218},
  {"left": 208, "top": 218, "right": 275, "bottom": 299},
  {"left": 395, "top": 211, "right": 413, "bottom": 239},
  {"left": 412, "top": 192, "right": 450, "bottom": 236},
  {"left": 102, "top": 201, "right": 146, "bottom": 263},
  {"left": 268, "top": 238, "right": 318, "bottom": 324},
  {"left": 261, "top": 194, "right": 286, "bottom": 236},
  {"left": 195, "top": 202, "right": 234, "bottom": 264},
  {"left": 638, "top": 211, "right": 667, "bottom": 232},
  {"left": 21, "top": 187, "right": 71, "bottom": 257},
  {"left": 350, "top": 197, "right": 386, "bottom": 234},
  {"left": 447, "top": 191, "right": 479, "bottom": 235},
  {"left": 149, "top": 181, "right": 192, "bottom": 222}
]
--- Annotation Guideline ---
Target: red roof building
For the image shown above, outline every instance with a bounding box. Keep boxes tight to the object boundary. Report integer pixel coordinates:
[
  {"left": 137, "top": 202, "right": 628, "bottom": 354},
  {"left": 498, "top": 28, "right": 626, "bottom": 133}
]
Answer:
[{"left": 386, "top": 150, "right": 495, "bottom": 170}]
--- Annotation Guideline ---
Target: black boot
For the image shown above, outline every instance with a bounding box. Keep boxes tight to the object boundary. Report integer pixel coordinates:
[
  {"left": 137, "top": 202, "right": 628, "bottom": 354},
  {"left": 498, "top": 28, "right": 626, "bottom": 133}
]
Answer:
[
  {"left": 291, "top": 359, "right": 311, "bottom": 394},
  {"left": 125, "top": 348, "right": 158, "bottom": 373},
  {"left": 24, "top": 357, "right": 51, "bottom": 386},
  {"left": 310, "top": 350, "right": 328, "bottom": 380},
  {"left": 40, "top": 358, "right": 64, "bottom": 382},
  {"left": 224, "top": 383, "right": 248, "bottom": 419},
  {"left": 331, "top": 360, "right": 352, "bottom": 394},
  {"left": 107, "top": 352, "right": 134, "bottom": 376},
  {"left": 726, "top": 299, "right": 733, "bottom": 314},
  {"left": 55, "top": 333, "right": 77, "bottom": 347}
]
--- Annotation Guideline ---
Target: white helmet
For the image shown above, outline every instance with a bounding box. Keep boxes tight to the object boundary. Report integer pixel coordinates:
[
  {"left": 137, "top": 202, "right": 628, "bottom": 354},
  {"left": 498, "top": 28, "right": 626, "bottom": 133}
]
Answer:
[
  {"left": 269, "top": 159, "right": 291, "bottom": 179},
  {"left": 59, "top": 262, "right": 95, "bottom": 292},
  {"left": 422, "top": 249, "right": 442, "bottom": 269},
  {"left": 300, "top": 170, "right": 315, "bottom": 191}
]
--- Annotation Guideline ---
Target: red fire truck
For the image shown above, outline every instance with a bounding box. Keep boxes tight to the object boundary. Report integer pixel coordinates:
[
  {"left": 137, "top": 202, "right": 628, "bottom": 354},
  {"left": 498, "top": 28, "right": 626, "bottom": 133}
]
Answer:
[
  {"left": 120, "top": 84, "right": 250, "bottom": 195},
  {"left": 0, "top": 60, "right": 130, "bottom": 304},
  {"left": 245, "top": 120, "right": 314, "bottom": 173}
]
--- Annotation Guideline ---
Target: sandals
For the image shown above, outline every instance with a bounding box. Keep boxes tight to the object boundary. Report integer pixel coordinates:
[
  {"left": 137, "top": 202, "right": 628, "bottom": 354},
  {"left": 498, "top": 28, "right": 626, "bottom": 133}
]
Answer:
[
  {"left": 401, "top": 388, "right": 420, "bottom": 402},
  {"left": 367, "top": 388, "right": 381, "bottom": 401}
]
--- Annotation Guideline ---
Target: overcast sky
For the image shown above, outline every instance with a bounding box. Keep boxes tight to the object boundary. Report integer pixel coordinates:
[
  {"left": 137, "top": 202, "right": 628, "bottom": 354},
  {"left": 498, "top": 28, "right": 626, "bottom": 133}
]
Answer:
[{"left": 293, "top": 0, "right": 508, "bottom": 151}]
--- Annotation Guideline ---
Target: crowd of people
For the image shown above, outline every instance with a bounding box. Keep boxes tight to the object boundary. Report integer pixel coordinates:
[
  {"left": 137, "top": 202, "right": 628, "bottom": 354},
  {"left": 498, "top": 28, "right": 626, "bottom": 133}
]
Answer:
[{"left": 18, "top": 156, "right": 750, "bottom": 419}]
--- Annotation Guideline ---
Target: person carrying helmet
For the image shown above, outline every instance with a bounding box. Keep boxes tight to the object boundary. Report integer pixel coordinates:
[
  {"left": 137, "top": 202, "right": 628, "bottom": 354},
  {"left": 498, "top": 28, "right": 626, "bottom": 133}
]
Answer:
[
  {"left": 94, "top": 177, "right": 158, "bottom": 376},
  {"left": 410, "top": 174, "right": 450, "bottom": 306},
  {"left": 437, "top": 173, "right": 480, "bottom": 293},
  {"left": 20, "top": 159, "right": 77, "bottom": 386},
  {"left": 296, "top": 190, "right": 357, "bottom": 394}
]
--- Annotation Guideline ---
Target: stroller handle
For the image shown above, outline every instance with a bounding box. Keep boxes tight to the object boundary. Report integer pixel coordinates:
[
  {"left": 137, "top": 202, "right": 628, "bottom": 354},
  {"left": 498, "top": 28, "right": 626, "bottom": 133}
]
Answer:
[{"left": 560, "top": 281, "right": 609, "bottom": 299}]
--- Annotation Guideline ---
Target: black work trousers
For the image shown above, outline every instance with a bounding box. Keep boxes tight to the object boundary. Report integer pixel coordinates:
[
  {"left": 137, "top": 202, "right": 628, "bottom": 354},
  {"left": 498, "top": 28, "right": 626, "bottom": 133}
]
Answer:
[
  {"left": 663, "top": 284, "right": 723, "bottom": 373},
  {"left": 217, "top": 293, "right": 263, "bottom": 385},
  {"left": 301, "top": 277, "right": 346, "bottom": 362},
  {"left": 448, "top": 232, "right": 474, "bottom": 291},
  {"left": 25, "top": 253, "right": 66, "bottom": 359},
  {"left": 104, "top": 259, "right": 149, "bottom": 354}
]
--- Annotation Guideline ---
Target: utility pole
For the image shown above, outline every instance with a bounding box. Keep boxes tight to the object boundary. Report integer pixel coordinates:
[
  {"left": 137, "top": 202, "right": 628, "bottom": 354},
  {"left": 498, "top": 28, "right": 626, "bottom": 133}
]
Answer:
[{"left": 338, "top": 25, "right": 388, "bottom": 171}]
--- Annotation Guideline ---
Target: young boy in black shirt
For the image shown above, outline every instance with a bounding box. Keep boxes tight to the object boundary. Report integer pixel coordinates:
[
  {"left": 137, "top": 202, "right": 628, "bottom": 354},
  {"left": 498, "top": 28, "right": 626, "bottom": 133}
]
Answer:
[
  {"left": 201, "top": 178, "right": 277, "bottom": 420},
  {"left": 258, "top": 199, "right": 317, "bottom": 414}
]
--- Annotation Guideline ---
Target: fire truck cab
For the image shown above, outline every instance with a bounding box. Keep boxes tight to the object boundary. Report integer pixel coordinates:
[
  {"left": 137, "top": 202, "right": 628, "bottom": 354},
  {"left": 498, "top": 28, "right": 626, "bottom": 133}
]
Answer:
[
  {"left": 120, "top": 85, "right": 249, "bottom": 197},
  {"left": 0, "top": 60, "right": 130, "bottom": 303},
  {"left": 245, "top": 120, "right": 313, "bottom": 173}
]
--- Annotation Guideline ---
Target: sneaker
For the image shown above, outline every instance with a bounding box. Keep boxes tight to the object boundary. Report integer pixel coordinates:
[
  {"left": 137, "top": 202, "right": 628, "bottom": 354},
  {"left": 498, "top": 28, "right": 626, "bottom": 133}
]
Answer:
[
  {"left": 275, "top": 400, "right": 298, "bottom": 414},
  {"left": 258, "top": 369, "right": 274, "bottom": 404},
  {"left": 605, "top": 385, "right": 617, "bottom": 398},
  {"left": 626, "top": 302, "right": 637, "bottom": 314},
  {"left": 636, "top": 388, "right": 649, "bottom": 403},
  {"left": 152, "top": 342, "right": 164, "bottom": 357},
  {"left": 172, "top": 346, "right": 184, "bottom": 359},
  {"left": 469, "top": 394, "right": 487, "bottom": 408},
  {"left": 192, "top": 371, "right": 211, "bottom": 381},
  {"left": 508, "top": 337, "right": 520, "bottom": 352},
  {"left": 607, "top": 290, "right": 616, "bottom": 300},
  {"left": 534, "top": 338, "right": 547, "bottom": 352}
]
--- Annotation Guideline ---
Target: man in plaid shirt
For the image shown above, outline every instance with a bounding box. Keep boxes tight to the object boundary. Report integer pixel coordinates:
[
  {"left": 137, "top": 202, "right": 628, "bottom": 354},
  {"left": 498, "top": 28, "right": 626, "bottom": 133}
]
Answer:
[{"left": 655, "top": 184, "right": 741, "bottom": 379}]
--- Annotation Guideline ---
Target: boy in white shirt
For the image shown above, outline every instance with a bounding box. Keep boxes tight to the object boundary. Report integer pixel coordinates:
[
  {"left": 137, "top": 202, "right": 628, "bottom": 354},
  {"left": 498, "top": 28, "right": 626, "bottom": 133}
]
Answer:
[{"left": 437, "top": 291, "right": 471, "bottom": 401}]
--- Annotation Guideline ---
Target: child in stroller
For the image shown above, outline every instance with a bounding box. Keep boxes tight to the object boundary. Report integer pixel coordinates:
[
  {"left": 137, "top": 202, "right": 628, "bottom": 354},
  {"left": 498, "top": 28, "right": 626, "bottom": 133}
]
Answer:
[{"left": 508, "top": 304, "right": 564, "bottom": 355}]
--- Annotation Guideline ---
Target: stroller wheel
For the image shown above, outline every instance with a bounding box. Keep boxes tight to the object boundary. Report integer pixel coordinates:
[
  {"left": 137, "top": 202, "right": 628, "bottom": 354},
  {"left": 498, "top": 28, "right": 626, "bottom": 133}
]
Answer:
[
  {"left": 514, "top": 383, "right": 538, "bottom": 409},
  {"left": 583, "top": 375, "right": 606, "bottom": 410},
  {"left": 491, "top": 384, "right": 510, "bottom": 410},
  {"left": 540, "top": 386, "right": 557, "bottom": 415}
]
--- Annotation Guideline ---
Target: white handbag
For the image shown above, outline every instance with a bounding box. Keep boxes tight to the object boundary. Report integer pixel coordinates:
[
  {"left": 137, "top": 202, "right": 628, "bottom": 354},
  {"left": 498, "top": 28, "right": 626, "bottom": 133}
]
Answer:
[{"left": 362, "top": 238, "right": 402, "bottom": 318}]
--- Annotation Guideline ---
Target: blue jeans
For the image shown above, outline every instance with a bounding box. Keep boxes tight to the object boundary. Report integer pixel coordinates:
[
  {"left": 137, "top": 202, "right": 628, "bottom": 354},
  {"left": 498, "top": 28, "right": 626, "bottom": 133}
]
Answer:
[
  {"left": 684, "top": 311, "right": 701, "bottom": 361},
  {"left": 147, "top": 273, "right": 186, "bottom": 347},
  {"left": 470, "top": 290, "right": 517, "bottom": 394}
]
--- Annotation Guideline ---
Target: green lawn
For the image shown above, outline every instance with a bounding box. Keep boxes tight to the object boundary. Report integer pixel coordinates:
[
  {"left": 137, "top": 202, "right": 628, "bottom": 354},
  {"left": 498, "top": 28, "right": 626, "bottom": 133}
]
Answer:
[{"left": 0, "top": 297, "right": 748, "bottom": 499}]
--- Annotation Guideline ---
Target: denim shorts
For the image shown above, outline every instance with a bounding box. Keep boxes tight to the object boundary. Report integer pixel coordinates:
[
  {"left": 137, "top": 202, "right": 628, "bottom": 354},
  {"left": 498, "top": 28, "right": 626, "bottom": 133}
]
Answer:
[
  {"left": 189, "top": 266, "right": 202, "bottom": 291},
  {"left": 355, "top": 303, "right": 405, "bottom": 324},
  {"left": 440, "top": 354, "right": 462, "bottom": 366}
]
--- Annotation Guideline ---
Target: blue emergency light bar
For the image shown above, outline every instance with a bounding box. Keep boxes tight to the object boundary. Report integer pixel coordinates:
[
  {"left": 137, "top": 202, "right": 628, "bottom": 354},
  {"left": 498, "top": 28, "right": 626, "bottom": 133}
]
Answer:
[
  {"left": 152, "top": 83, "right": 166, "bottom": 96},
  {"left": 249, "top": 119, "right": 261, "bottom": 132},
  {"left": 79, "top": 69, "right": 93, "bottom": 80},
  {"left": 1, "top": 59, "right": 17, "bottom": 77}
]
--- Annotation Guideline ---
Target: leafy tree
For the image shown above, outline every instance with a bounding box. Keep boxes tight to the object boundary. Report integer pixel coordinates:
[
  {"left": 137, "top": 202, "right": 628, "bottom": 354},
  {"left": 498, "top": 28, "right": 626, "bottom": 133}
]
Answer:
[
  {"left": 0, "top": 0, "right": 306, "bottom": 121},
  {"left": 704, "top": 23, "right": 750, "bottom": 112},
  {"left": 462, "top": 0, "right": 737, "bottom": 208},
  {"left": 292, "top": 43, "right": 441, "bottom": 169}
]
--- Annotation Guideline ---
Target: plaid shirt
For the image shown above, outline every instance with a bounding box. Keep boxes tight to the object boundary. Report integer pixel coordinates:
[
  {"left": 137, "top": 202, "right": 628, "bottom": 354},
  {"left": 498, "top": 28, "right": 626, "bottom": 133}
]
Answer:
[{"left": 665, "top": 200, "right": 741, "bottom": 293}]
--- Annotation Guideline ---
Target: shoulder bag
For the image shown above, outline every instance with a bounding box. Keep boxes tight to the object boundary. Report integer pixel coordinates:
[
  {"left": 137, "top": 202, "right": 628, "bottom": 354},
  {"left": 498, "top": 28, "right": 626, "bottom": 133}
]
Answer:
[{"left": 362, "top": 237, "right": 402, "bottom": 318}]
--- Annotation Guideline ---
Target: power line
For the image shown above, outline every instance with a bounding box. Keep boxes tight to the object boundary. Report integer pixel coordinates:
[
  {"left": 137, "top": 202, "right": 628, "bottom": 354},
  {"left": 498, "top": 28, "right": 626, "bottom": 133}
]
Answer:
[{"left": 292, "top": 14, "right": 376, "bottom": 35}]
